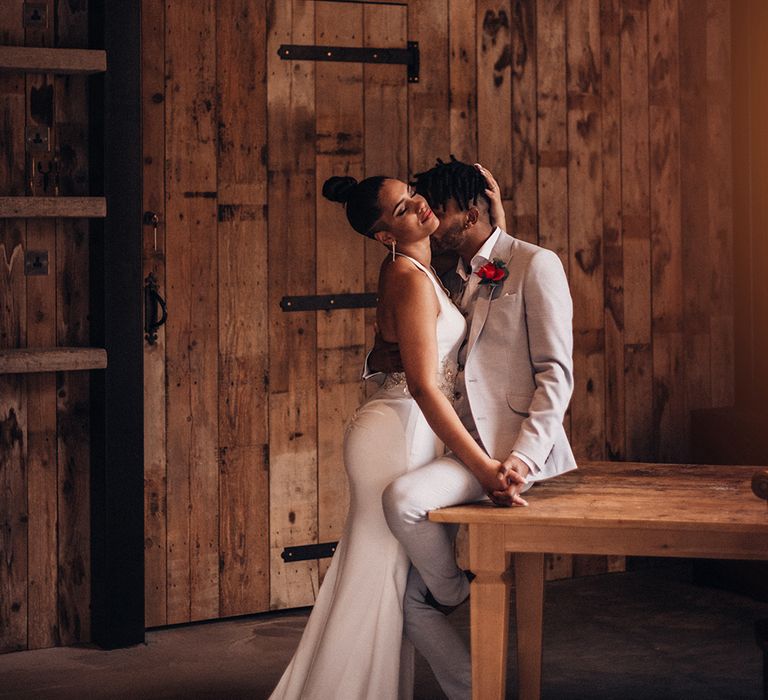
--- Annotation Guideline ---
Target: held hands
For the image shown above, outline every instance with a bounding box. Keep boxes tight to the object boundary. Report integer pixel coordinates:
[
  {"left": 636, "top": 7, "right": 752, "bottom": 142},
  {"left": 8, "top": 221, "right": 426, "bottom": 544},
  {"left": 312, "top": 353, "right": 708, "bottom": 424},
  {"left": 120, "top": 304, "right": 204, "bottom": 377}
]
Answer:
[{"left": 486, "top": 454, "right": 530, "bottom": 508}]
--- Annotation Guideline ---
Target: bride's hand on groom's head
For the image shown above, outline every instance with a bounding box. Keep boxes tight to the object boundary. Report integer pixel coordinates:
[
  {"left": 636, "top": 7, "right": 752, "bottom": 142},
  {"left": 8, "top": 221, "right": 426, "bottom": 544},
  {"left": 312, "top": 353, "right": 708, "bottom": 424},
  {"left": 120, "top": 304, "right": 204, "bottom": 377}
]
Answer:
[
  {"left": 474, "top": 163, "right": 506, "bottom": 231},
  {"left": 369, "top": 333, "right": 404, "bottom": 374}
]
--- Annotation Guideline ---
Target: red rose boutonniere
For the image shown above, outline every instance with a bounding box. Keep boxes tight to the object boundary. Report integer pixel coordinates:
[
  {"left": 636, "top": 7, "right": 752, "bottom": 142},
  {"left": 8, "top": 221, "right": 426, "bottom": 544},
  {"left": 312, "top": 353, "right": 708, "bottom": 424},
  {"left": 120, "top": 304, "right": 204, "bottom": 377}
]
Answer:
[{"left": 475, "top": 258, "right": 509, "bottom": 290}]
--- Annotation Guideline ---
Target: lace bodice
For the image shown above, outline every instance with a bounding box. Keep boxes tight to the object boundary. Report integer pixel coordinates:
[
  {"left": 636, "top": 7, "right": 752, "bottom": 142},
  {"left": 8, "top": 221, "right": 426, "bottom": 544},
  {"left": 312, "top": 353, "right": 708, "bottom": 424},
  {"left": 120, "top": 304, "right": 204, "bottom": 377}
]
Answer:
[{"left": 377, "top": 254, "right": 466, "bottom": 401}]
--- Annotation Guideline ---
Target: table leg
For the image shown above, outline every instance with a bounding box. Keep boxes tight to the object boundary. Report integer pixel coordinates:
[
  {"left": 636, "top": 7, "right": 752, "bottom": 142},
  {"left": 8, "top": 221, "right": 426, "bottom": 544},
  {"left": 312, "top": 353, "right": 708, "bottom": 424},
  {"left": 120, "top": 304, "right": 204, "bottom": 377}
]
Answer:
[
  {"left": 469, "top": 524, "right": 512, "bottom": 700},
  {"left": 515, "top": 552, "right": 545, "bottom": 700}
]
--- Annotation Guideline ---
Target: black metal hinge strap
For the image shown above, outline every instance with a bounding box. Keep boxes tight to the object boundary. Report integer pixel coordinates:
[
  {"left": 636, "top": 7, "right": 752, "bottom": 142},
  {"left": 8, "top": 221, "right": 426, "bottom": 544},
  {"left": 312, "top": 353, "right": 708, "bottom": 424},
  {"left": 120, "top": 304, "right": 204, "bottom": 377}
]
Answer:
[
  {"left": 278, "top": 42, "right": 419, "bottom": 83},
  {"left": 280, "top": 292, "right": 378, "bottom": 312},
  {"left": 282, "top": 542, "right": 338, "bottom": 562}
]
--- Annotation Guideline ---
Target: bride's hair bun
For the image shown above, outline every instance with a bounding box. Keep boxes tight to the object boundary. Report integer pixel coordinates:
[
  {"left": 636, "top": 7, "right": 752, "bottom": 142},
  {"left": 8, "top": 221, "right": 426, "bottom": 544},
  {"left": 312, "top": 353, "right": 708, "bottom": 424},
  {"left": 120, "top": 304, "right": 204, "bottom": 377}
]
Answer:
[
  {"left": 321, "top": 174, "right": 389, "bottom": 237},
  {"left": 322, "top": 176, "right": 358, "bottom": 204}
]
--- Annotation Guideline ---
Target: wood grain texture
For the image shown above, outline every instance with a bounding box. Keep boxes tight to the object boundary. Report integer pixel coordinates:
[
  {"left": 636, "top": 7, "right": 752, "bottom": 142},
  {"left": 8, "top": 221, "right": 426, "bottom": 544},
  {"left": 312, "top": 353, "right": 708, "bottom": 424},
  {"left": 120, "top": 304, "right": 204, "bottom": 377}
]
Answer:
[
  {"left": 747, "top": 1, "right": 768, "bottom": 409},
  {"left": 0, "top": 347, "right": 105, "bottom": 373},
  {"left": 730, "top": 0, "right": 750, "bottom": 409},
  {"left": 679, "top": 0, "right": 711, "bottom": 418},
  {"left": 514, "top": 552, "right": 545, "bottom": 700},
  {"left": 216, "top": 0, "right": 270, "bottom": 618},
  {"left": 449, "top": 0, "right": 478, "bottom": 163},
  {"left": 25, "top": 353, "right": 58, "bottom": 651},
  {"left": 0, "top": 46, "right": 105, "bottom": 74},
  {"left": 444, "top": 473, "right": 768, "bottom": 700},
  {"left": 649, "top": 0, "right": 686, "bottom": 462},
  {"left": 600, "top": 0, "right": 625, "bottom": 461},
  {"left": 409, "top": 0, "right": 450, "bottom": 173},
  {"left": 566, "top": 0, "right": 605, "bottom": 461},
  {"left": 0, "top": 0, "right": 29, "bottom": 654},
  {"left": 24, "top": 0, "right": 59, "bottom": 650},
  {"left": 536, "top": 0, "right": 567, "bottom": 265},
  {"left": 267, "top": 0, "right": 319, "bottom": 610},
  {"left": 0, "top": 375, "right": 27, "bottom": 653},
  {"left": 469, "top": 524, "right": 512, "bottom": 700},
  {"left": 537, "top": 0, "right": 571, "bottom": 579},
  {"left": 477, "top": 0, "right": 513, "bottom": 197},
  {"left": 0, "top": 0, "right": 742, "bottom": 645},
  {"left": 705, "top": 0, "right": 734, "bottom": 409},
  {"left": 164, "top": 0, "right": 219, "bottom": 624},
  {"left": 431, "top": 461, "right": 768, "bottom": 532},
  {"left": 130, "top": 0, "right": 739, "bottom": 624},
  {"left": 315, "top": 2, "right": 365, "bottom": 581},
  {"left": 141, "top": 0, "right": 167, "bottom": 629},
  {"left": 0, "top": 197, "right": 106, "bottom": 218},
  {"left": 735, "top": 0, "right": 768, "bottom": 411},
  {"left": 510, "top": 0, "right": 538, "bottom": 244},
  {"left": 620, "top": 0, "right": 653, "bottom": 461}
]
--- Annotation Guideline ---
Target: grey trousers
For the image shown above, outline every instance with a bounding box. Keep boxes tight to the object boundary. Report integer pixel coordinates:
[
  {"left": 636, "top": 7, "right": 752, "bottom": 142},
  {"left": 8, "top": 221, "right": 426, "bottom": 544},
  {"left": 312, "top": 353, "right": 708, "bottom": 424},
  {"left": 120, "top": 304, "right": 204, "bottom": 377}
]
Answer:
[{"left": 382, "top": 454, "right": 487, "bottom": 700}]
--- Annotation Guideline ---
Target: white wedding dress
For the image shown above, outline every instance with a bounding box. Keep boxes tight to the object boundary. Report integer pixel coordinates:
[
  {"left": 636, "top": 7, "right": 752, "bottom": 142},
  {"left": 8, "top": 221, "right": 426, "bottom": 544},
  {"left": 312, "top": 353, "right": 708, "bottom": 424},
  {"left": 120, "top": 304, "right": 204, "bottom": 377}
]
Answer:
[{"left": 269, "top": 254, "right": 466, "bottom": 700}]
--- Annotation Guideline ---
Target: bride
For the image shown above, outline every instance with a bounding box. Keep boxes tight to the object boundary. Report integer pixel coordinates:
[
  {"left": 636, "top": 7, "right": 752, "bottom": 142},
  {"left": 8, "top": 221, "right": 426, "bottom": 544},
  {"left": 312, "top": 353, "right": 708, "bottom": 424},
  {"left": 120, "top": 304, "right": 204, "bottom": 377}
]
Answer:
[{"left": 269, "top": 170, "right": 517, "bottom": 700}]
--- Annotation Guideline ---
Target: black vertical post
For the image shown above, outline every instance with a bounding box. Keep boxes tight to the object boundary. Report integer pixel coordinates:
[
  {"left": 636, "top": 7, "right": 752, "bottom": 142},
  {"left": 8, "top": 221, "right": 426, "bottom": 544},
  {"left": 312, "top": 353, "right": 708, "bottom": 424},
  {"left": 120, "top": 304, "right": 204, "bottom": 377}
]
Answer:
[{"left": 89, "top": 0, "right": 145, "bottom": 648}]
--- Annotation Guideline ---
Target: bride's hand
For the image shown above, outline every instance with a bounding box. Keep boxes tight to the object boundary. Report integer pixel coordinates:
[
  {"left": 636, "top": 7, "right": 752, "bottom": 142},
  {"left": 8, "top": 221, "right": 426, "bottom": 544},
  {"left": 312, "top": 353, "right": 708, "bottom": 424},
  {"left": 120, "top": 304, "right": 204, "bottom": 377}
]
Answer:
[
  {"left": 481, "top": 460, "right": 528, "bottom": 508},
  {"left": 474, "top": 459, "right": 504, "bottom": 493},
  {"left": 474, "top": 163, "right": 506, "bottom": 232}
]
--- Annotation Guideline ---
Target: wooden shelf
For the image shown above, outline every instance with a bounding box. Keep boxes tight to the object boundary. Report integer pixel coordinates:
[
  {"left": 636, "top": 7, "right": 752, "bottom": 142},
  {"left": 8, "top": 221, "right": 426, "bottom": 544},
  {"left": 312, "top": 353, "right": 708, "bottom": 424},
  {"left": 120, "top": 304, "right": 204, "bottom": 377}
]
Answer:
[
  {"left": 0, "top": 197, "right": 106, "bottom": 218},
  {"left": 0, "top": 347, "right": 107, "bottom": 374},
  {"left": 0, "top": 46, "right": 106, "bottom": 74}
]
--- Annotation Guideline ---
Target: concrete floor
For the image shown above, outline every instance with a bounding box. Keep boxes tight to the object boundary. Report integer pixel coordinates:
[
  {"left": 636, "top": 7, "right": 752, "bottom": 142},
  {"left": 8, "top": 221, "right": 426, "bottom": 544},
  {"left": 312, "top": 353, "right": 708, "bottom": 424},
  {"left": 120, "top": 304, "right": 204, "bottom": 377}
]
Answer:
[{"left": 1, "top": 562, "right": 766, "bottom": 699}]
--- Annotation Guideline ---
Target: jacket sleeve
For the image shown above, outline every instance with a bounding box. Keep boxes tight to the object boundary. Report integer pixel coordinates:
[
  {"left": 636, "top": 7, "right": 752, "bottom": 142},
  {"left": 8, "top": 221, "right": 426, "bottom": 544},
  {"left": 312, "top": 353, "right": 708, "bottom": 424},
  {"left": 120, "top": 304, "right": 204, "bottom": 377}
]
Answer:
[{"left": 511, "top": 248, "right": 574, "bottom": 469}]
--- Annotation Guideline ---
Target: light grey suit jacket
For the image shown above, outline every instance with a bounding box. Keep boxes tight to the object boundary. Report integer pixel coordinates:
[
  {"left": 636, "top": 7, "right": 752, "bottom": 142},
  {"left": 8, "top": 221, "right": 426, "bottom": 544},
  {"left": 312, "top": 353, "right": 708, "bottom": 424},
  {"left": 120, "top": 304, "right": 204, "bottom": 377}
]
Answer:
[{"left": 441, "top": 230, "right": 577, "bottom": 483}]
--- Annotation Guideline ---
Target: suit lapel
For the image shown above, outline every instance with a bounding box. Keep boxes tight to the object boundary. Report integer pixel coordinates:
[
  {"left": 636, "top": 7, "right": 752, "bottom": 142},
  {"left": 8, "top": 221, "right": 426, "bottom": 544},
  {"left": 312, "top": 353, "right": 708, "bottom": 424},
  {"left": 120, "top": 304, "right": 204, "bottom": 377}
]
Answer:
[
  {"left": 465, "top": 232, "right": 517, "bottom": 358},
  {"left": 466, "top": 292, "right": 491, "bottom": 357}
]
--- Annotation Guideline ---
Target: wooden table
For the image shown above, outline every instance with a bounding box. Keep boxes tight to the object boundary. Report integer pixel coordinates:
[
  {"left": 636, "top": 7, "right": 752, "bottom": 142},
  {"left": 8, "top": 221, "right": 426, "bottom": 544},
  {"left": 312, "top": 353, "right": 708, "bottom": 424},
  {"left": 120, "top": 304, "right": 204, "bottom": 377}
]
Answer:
[{"left": 429, "top": 461, "right": 768, "bottom": 700}]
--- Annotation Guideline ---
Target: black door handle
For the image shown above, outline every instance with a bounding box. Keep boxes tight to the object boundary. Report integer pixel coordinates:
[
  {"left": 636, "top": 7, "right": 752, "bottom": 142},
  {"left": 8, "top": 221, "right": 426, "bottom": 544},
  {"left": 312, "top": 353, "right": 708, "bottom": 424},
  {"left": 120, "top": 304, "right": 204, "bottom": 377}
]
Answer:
[{"left": 144, "top": 272, "right": 167, "bottom": 345}]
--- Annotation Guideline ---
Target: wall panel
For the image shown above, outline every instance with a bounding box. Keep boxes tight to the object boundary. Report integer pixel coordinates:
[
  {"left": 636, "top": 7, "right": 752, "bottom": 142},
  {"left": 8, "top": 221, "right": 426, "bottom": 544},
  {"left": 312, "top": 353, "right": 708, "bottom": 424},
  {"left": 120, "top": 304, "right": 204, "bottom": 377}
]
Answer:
[
  {"left": 0, "top": 0, "right": 739, "bottom": 652},
  {"left": 0, "top": 0, "right": 93, "bottom": 652}
]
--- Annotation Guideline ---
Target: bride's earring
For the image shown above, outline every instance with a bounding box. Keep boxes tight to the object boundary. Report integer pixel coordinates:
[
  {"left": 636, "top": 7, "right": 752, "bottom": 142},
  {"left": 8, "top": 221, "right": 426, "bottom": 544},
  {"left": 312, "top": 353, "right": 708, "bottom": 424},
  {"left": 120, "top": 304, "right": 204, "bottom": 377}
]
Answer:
[{"left": 391, "top": 241, "right": 396, "bottom": 261}]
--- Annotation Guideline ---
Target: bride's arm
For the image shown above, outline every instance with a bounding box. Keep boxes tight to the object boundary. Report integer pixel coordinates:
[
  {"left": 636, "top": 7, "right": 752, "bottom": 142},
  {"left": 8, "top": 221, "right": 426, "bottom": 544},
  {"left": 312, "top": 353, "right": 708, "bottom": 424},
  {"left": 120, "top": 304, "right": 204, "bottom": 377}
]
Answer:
[{"left": 388, "top": 268, "right": 522, "bottom": 498}]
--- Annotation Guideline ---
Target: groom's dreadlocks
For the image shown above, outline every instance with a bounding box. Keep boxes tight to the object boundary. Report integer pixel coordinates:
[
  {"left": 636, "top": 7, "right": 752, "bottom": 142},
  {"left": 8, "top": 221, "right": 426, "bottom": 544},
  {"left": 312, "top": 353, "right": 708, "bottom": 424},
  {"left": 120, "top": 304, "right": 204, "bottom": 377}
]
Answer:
[{"left": 411, "top": 155, "right": 489, "bottom": 212}]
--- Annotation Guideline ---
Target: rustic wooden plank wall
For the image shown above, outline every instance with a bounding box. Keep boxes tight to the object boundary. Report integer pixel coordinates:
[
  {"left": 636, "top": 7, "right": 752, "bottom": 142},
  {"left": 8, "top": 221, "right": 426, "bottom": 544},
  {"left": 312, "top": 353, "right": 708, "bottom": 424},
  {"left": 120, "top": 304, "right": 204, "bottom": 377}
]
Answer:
[
  {"left": 141, "top": 0, "right": 167, "bottom": 629},
  {"left": 1, "top": 0, "right": 737, "bottom": 651},
  {"left": 0, "top": 0, "right": 28, "bottom": 652},
  {"left": 138, "top": 0, "right": 735, "bottom": 621},
  {"left": 216, "top": 0, "right": 271, "bottom": 620},
  {"left": 733, "top": 0, "right": 768, "bottom": 413},
  {"left": 0, "top": 0, "right": 91, "bottom": 652}
]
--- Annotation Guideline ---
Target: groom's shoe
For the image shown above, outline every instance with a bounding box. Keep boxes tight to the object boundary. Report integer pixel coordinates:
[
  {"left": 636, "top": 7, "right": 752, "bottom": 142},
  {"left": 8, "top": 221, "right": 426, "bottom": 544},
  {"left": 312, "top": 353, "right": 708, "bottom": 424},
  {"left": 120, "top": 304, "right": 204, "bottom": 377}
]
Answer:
[{"left": 424, "top": 570, "right": 476, "bottom": 615}]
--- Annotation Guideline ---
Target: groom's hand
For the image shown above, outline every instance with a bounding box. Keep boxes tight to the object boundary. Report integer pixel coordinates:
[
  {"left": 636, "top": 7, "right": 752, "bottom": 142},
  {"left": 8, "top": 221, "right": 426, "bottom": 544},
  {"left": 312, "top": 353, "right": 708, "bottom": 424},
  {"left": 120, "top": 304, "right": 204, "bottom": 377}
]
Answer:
[
  {"left": 489, "top": 456, "right": 529, "bottom": 507},
  {"left": 368, "top": 332, "right": 404, "bottom": 374}
]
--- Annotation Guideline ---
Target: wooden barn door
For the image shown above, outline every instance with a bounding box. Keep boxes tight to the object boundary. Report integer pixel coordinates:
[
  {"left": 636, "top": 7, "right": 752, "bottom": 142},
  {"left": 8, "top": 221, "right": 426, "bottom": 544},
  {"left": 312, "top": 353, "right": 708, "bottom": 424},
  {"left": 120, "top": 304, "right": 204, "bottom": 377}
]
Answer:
[
  {"left": 142, "top": 0, "right": 409, "bottom": 626},
  {"left": 266, "top": 0, "right": 408, "bottom": 609}
]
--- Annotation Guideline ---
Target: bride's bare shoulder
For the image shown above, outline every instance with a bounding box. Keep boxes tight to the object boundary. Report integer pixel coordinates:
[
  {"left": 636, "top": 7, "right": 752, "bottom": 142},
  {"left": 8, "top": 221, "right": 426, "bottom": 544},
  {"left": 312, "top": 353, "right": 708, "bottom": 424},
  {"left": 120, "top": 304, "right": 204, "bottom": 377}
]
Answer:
[{"left": 378, "top": 256, "right": 429, "bottom": 292}]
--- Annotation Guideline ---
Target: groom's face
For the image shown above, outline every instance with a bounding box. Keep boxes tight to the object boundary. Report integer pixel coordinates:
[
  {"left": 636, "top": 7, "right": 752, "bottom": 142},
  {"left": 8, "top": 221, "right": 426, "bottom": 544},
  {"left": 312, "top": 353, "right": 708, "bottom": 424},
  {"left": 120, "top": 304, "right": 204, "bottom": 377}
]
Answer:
[{"left": 429, "top": 198, "right": 469, "bottom": 253}]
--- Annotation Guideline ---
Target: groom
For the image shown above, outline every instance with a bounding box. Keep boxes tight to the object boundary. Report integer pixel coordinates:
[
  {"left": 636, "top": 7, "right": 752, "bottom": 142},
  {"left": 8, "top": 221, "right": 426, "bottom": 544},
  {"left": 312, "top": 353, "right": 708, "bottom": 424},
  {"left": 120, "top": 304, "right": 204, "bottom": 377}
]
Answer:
[{"left": 372, "top": 157, "right": 576, "bottom": 699}]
